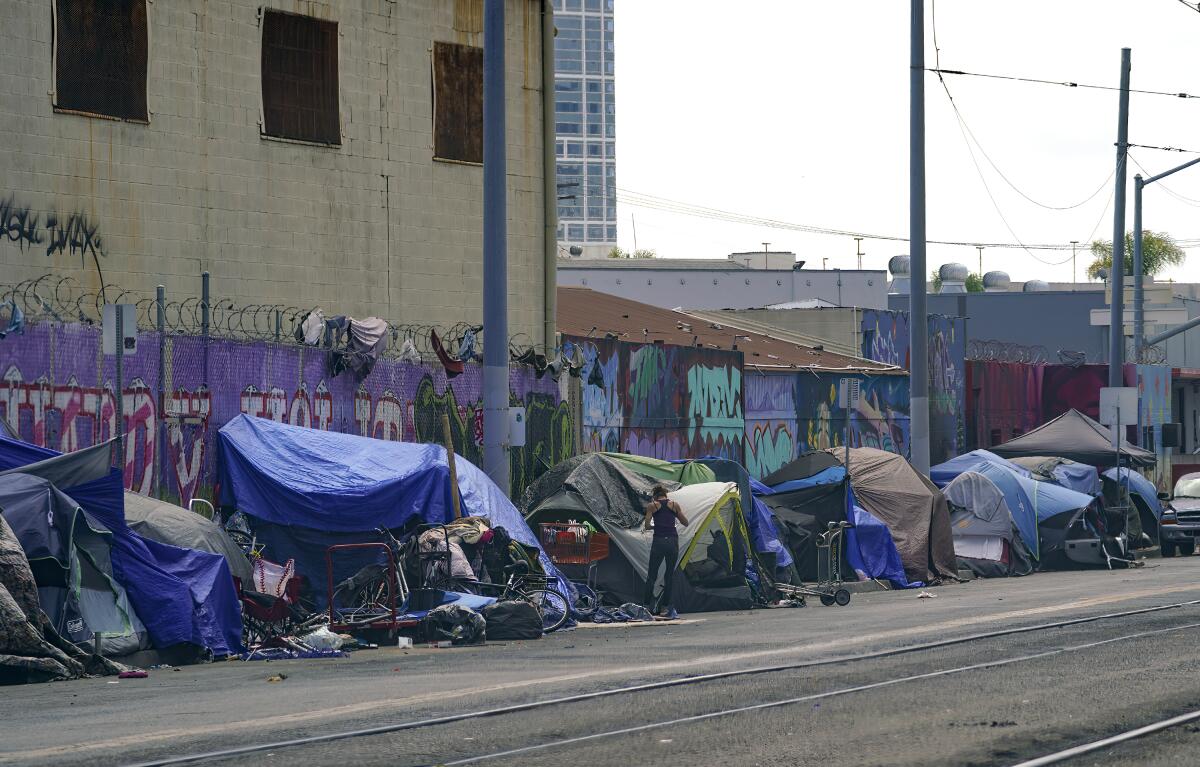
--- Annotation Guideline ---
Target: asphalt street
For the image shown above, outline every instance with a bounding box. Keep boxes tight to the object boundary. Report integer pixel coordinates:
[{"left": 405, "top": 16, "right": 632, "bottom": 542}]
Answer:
[{"left": 4, "top": 559, "right": 1200, "bottom": 766}]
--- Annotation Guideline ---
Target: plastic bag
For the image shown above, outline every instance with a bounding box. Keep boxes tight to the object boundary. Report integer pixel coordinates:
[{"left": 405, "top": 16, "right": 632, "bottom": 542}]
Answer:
[
  {"left": 423, "top": 604, "right": 486, "bottom": 645},
  {"left": 300, "top": 626, "right": 344, "bottom": 651},
  {"left": 619, "top": 602, "right": 654, "bottom": 622}
]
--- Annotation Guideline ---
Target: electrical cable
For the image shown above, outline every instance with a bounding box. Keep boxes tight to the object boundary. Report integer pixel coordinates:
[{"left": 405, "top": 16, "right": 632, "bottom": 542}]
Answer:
[
  {"left": 615, "top": 189, "right": 1078, "bottom": 250},
  {"left": 926, "top": 67, "right": 1200, "bottom": 100},
  {"left": 929, "top": 1, "right": 1113, "bottom": 212}
]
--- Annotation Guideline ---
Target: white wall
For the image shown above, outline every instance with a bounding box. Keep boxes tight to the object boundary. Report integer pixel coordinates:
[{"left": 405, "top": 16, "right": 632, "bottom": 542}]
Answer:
[{"left": 0, "top": 0, "right": 548, "bottom": 339}]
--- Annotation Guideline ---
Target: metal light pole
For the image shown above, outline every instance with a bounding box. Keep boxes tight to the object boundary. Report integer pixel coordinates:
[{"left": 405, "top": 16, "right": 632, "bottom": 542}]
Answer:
[
  {"left": 909, "top": 0, "right": 930, "bottom": 475},
  {"left": 482, "top": 0, "right": 511, "bottom": 495},
  {"left": 1070, "top": 240, "right": 1079, "bottom": 284},
  {"left": 1133, "top": 155, "right": 1200, "bottom": 362},
  {"left": 1107, "top": 48, "right": 1131, "bottom": 389}
]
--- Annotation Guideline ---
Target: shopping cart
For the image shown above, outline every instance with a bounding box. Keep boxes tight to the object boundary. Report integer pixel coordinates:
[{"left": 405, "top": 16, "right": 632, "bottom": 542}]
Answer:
[
  {"left": 539, "top": 522, "right": 610, "bottom": 617},
  {"left": 775, "top": 520, "right": 854, "bottom": 607}
]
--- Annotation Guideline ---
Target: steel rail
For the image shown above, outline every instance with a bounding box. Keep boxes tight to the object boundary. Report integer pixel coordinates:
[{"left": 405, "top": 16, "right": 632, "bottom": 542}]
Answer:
[
  {"left": 1008, "top": 709, "right": 1200, "bottom": 767},
  {"left": 121, "top": 598, "right": 1200, "bottom": 767},
  {"left": 437, "top": 621, "right": 1200, "bottom": 766}
]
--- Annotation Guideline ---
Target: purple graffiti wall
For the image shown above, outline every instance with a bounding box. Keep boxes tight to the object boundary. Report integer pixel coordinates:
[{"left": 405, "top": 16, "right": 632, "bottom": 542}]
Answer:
[{"left": 1, "top": 323, "right": 571, "bottom": 504}]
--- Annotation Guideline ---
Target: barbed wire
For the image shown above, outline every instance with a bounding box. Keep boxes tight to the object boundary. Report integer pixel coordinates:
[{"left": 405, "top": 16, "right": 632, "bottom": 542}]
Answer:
[
  {"left": 0, "top": 275, "right": 553, "bottom": 365},
  {"left": 965, "top": 339, "right": 1050, "bottom": 364}
]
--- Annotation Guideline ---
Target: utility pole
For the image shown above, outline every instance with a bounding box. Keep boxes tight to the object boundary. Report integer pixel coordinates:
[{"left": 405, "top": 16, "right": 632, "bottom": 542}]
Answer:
[
  {"left": 483, "top": 0, "right": 510, "bottom": 495},
  {"left": 909, "top": 0, "right": 930, "bottom": 475},
  {"left": 1133, "top": 175, "right": 1143, "bottom": 363},
  {"left": 1107, "top": 48, "right": 1131, "bottom": 390},
  {"left": 1070, "top": 240, "right": 1079, "bottom": 284},
  {"left": 975, "top": 245, "right": 983, "bottom": 277},
  {"left": 854, "top": 237, "right": 865, "bottom": 270}
]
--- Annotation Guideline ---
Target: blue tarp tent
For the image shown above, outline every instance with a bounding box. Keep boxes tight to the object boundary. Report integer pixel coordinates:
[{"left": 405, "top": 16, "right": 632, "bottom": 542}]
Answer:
[
  {"left": 216, "top": 414, "right": 569, "bottom": 603},
  {"left": 0, "top": 436, "right": 243, "bottom": 656},
  {"left": 930, "top": 449, "right": 1031, "bottom": 488},
  {"left": 756, "top": 462, "right": 916, "bottom": 588},
  {"left": 1103, "top": 467, "right": 1163, "bottom": 521}
]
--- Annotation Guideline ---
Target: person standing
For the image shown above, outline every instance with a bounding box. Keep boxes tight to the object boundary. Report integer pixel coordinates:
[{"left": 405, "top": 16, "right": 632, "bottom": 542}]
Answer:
[{"left": 642, "top": 485, "right": 689, "bottom": 619}]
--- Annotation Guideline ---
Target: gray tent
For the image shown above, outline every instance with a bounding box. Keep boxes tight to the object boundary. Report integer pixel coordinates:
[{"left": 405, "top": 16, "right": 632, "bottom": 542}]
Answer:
[
  {"left": 0, "top": 513, "right": 126, "bottom": 683},
  {"left": 0, "top": 474, "right": 149, "bottom": 657},
  {"left": 123, "top": 493, "right": 253, "bottom": 584},
  {"left": 991, "top": 409, "right": 1155, "bottom": 468},
  {"left": 943, "top": 471, "right": 1035, "bottom": 577},
  {"left": 827, "top": 447, "right": 959, "bottom": 584}
]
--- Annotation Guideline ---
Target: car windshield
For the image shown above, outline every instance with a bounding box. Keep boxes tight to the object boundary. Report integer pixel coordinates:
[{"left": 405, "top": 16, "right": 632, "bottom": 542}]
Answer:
[{"left": 1175, "top": 476, "right": 1200, "bottom": 499}]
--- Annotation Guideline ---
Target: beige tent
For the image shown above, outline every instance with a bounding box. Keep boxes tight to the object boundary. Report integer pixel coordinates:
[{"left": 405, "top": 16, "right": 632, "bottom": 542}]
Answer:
[{"left": 827, "top": 447, "right": 959, "bottom": 584}]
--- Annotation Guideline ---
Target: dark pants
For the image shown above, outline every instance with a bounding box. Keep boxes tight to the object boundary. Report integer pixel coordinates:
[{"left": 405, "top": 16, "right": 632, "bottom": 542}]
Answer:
[{"left": 643, "top": 536, "right": 679, "bottom": 611}]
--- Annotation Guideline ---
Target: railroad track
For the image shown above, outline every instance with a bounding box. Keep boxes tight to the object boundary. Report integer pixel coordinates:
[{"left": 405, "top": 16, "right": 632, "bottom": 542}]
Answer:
[{"left": 121, "top": 598, "right": 1200, "bottom": 767}]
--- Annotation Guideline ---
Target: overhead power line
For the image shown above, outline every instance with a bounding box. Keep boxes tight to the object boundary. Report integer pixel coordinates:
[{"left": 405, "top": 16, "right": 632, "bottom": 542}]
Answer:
[
  {"left": 926, "top": 67, "right": 1200, "bottom": 100},
  {"left": 617, "top": 188, "right": 1085, "bottom": 251}
]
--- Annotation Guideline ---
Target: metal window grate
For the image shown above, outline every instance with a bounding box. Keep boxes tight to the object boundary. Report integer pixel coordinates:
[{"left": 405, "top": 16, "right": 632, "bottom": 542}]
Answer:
[
  {"left": 261, "top": 11, "right": 340, "bottom": 145},
  {"left": 432, "top": 41, "right": 483, "bottom": 163},
  {"left": 54, "top": 0, "right": 148, "bottom": 121}
]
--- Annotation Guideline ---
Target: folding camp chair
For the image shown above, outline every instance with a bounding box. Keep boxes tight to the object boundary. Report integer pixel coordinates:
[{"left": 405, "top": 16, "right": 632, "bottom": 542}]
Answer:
[{"left": 239, "top": 557, "right": 309, "bottom": 647}]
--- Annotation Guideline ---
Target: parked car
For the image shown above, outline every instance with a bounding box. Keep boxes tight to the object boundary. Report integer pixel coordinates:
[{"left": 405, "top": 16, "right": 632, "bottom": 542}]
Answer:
[{"left": 1158, "top": 473, "right": 1200, "bottom": 557}]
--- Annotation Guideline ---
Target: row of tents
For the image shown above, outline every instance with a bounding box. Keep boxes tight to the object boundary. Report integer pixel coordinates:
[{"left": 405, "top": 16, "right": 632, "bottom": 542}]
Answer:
[{"left": 0, "top": 405, "right": 1165, "bottom": 682}]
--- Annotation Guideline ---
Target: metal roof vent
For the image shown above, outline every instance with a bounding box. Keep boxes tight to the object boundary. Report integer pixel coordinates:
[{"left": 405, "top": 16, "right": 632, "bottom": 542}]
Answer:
[
  {"left": 1023, "top": 279, "right": 1050, "bottom": 292},
  {"left": 938, "top": 262, "right": 969, "bottom": 294},
  {"left": 982, "top": 270, "right": 1010, "bottom": 292}
]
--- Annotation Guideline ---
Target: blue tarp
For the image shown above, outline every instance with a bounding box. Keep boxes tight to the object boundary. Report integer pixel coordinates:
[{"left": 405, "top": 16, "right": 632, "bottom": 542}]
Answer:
[
  {"left": 1048, "top": 462, "right": 1101, "bottom": 496},
  {"left": 766, "top": 466, "right": 846, "bottom": 495},
  {"left": 843, "top": 486, "right": 919, "bottom": 588},
  {"left": 1103, "top": 467, "right": 1163, "bottom": 520},
  {"left": 930, "top": 450, "right": 1031, "bottom": 488},
  {"left": 216, "top": 414, "right": 570, "bottom": 602},
  {"left": 0, "top": 436, "right": 243, "bottom": 656}
]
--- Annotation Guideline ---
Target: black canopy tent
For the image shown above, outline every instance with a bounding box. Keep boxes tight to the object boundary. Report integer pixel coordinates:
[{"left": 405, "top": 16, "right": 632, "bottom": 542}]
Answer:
[{"left": 990, "top": 409, "right": 1156, "bottom": 469}]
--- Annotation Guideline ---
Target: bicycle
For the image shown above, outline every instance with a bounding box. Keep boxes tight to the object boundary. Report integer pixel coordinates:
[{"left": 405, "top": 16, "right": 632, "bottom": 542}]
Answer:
[{"left": 490, "top": 560, "right": 571, "bottom": 634}]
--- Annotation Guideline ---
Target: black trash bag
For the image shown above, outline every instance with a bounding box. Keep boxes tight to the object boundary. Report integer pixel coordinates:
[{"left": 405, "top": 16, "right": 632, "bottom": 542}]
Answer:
[
  {"left": 482, "top": 600, "right": 543, "bottom": 640},
  {"left": 423, "top": 604, "right": 485, "bottom": 645}
]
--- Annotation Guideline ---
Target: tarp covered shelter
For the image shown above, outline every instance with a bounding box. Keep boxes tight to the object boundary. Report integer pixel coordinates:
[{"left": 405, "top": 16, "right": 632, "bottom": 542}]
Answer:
[
  {"left": 1101, "top": 467, "right": 1162, "bottom": 546},
  {"left": 217, "top": 414, "right": 567, "bottom": 604},
  {"left": 0, "top": 437, "right": 243, "bottom": 657},
  {"left": 1010, "top": 457, "right": 1101, "bottom": 496},
  {"left": 0, "top": 474, "right": 149, "bottom": 656},
  {"left": 931, "top": 449, "right": 1031, "bottom": 488},
  {"left": 756, "top": 455, "right": 913, "bottom": 588},
  {"left": 123, "top": 492, "right": 253, "bottom": 584},
  {"left": 942, "top": 470, "right": 1035, "bottom": 577},
  {"left": 990, "top": 409, "right": 1156, "bottom": 468},
  {"left": 523, "top": 454, "right": 756, "bottom": 612},
  {"left": 826, "top": 447, "right": 959, "bottom": 584}
]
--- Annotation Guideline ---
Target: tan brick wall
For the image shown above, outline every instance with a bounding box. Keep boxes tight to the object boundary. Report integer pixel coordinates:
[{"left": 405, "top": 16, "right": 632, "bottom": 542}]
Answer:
[{"left": 0, "top": 0, "right": 547, "bottom": 341}]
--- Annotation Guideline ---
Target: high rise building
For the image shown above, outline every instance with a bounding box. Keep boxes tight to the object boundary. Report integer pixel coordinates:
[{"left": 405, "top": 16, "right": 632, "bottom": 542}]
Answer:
[{"left": 553, "top": 0, "right": 616, "bottom": 258}]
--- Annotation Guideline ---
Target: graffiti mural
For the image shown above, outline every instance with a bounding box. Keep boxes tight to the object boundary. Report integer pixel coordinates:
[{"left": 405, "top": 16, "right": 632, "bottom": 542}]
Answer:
[
  {"left": 1138, "top": 364, "right": 1172, "bottom": 488},
  {"left": 568, "top": 336, "right": 744, "bottom": 463},
  {"left": 793, "top": 374, "right": 911, "bottom": 457},
  {"left": 744, "top": 375, "right": 797, "bottom": 478},
  {"left": 1, "top": 323, "right": 572, "bottom": 505},
  {"left": 861, "top": 309, "right": 965, "bottom": 464}
]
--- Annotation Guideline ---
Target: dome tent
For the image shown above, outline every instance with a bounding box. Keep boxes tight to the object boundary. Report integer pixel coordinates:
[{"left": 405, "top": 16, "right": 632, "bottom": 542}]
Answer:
[{"left": 942, "top": 470, "right": 1035, "bottom": 578}]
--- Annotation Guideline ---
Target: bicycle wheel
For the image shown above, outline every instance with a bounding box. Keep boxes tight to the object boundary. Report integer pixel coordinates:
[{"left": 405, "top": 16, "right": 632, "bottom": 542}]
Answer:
[{"left": 522, "top": 587, "right": 570, "bottom": 633}]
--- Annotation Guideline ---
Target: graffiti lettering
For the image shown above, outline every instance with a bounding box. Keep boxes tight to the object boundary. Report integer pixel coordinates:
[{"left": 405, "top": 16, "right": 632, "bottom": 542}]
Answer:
[
  {"left": 745, "top": 422, "right": 795, "bottom": 478},
  {"left": 44, "top": 212, "right": 104, "bottom": 264},
  {"left": 686, "top": 364, "right": 743, "bottom": 444},
  {"left": 0, "top": 197, "right": 43, "bottom": 250}
]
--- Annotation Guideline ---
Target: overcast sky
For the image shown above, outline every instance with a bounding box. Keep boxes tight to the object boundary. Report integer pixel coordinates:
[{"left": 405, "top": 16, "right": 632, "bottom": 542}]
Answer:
[{"left": 613, "top": 0, "right": 1200, "bottom": 284}]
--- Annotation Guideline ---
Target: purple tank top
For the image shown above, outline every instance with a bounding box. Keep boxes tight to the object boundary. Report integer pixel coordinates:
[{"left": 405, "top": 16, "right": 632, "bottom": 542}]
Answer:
[{"left": 652, "top": 499, "right": 678, "bottom": 538}]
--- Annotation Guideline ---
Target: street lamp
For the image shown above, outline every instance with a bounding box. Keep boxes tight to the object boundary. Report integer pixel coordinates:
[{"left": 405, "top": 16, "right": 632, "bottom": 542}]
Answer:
[{"left": 1133, "top": 156, "right": 1200, "bottom": 361}]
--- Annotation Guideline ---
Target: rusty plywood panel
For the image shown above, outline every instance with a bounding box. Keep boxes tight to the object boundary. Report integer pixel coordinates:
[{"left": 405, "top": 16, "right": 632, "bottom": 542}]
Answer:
[{"left": 433, "top": 41, "right": 483, "bottom": 164}]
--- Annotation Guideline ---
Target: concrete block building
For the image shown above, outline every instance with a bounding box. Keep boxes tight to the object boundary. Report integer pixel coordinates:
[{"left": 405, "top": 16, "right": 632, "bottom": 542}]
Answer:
[{"left": 0, "top": 0, "right": 556, "bottom": 345}]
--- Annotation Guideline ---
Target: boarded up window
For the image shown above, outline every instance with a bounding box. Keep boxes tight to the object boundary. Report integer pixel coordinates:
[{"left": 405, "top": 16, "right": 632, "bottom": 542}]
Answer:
[
  {"left": 54, "top": 0, "right": 149, "bottom": 121},
  {"left": 433, "top": 42, "right": 483, "bottom": 163},
  {"left": 261, "top": 11, "right": 340, "bottom": 145}
]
